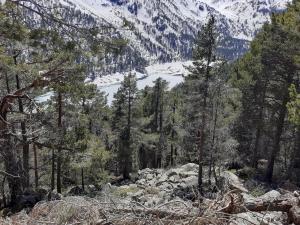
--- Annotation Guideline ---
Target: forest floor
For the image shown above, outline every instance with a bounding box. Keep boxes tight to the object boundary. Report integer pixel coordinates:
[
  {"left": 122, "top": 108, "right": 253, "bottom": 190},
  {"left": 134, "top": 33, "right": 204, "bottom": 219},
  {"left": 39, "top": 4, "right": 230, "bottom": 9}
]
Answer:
[{"left": 1, "top": 163, "right": 299, "bottom": 225}]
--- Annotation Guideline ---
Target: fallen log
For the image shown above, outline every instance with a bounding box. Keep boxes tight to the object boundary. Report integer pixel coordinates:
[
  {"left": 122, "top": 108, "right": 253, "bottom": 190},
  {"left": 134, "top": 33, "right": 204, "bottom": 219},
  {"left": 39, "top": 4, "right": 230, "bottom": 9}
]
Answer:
[
  {"left": 241, "top": 191, "right": 299, "bottom": 213},
  {"left": 217, "top": 190, "right": 300, "bottom": 225}
]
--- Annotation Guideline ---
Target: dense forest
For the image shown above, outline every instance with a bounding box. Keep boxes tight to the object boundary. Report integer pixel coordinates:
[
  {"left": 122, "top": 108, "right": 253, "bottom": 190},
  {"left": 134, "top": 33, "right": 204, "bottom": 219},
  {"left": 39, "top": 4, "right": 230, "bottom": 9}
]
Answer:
[{"left": 0, "top": 0, "right": 300, "bottom": 223}]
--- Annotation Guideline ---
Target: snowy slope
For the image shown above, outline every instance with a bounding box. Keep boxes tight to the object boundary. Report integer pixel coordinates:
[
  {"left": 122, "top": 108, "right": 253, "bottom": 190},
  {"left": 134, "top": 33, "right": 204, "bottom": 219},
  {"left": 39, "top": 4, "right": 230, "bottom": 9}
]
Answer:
[
  {"left": 57, "top": 0, "right": 290, "bottom": 63},
  {"left": 24, "top": 0, "right": 290, "bottom": 75}
]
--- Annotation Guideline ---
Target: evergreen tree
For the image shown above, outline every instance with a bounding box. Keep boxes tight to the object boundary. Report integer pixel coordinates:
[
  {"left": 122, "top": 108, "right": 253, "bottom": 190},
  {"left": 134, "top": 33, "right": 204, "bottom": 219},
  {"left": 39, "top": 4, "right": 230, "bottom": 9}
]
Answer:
[
  {"left": 112, "top": 72, "right": 138, "bottom": 179},
  {"left": 184, "top": 16, "right": 218, "bottom": 193}
]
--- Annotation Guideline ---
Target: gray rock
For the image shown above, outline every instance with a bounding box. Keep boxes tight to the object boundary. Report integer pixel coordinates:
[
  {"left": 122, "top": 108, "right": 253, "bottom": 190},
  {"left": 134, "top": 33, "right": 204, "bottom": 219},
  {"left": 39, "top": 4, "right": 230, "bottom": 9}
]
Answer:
[
  {"left": 229, "top": 211, "right": 286, "bottom": 225},
  {"left": 87, "top": 185, "right": 97, "bottom": 193},
  {"left": 146, "top": 173, "right": 155, "bottom": 180},
  {"left": 157, "top": 173, "right": 168, "bottom": 184},
  {"left": 157, "top": 181, "right": 173, "bottom": 190},
  {"left": 259, "top": 190, "right": 281, "bottom": 201},
  {"left": 47, "top": 190, "right": 63, "bottom": 201},
  {"left": 289, "top": 205, "right": 300, "bottom": 225},
  {"left": 168, "top": 174, "right": 180, "bottom": 183},
  {"left": 180, "top": 163, "right": 199, "bottom": 172},
  {"left": 179, "top": 171, "right": 198, "bottom": 178},
  {"left": 220, "top": 171, "right": 249, "bottom": 193},
  {"left": 182, "top": 176, "right": 198, "bottom": 187},
  {"left": 67, "top": 186, "right": 84, "bottom": 196},
  {"left": 166, "top": 169, "right": 178, "bottom": 177},
  {"left": 136, "top": 178, "right": 147, "bottom": 186}
]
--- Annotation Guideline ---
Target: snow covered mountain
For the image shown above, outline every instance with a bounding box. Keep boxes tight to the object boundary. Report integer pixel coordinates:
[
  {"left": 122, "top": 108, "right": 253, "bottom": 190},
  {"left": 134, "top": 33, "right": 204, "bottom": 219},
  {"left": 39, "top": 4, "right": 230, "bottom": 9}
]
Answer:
[{"left": 25, "top": 0, "right": 292, "bottom": 74}]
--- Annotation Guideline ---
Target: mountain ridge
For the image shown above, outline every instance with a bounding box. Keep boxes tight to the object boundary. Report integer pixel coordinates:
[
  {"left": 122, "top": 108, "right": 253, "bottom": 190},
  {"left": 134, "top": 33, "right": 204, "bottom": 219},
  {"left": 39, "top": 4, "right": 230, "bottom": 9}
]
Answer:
[{"left": 53, "top": 0, "right": 291, "bottom": 75}]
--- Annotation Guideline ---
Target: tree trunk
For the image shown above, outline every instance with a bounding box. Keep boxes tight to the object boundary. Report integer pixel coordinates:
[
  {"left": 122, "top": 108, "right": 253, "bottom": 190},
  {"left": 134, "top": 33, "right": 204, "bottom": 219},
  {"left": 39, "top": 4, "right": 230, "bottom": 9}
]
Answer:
[
  {"left": 1, "top": 176, "right": 7, "bottom": 208},
  {"left": 15, "top": 74, "right": 30, "bottom": 188},
  {"left": 253, "top": 124, "right": 262, "bottom": 169},
  {"left": 0, "top": 108, "right": 23, "bottom": 205},
  {"left": 122, "top": 76, "right": 132, "bottom": 180},
  {"left": 81, "top": 167, "right": 85, "bottom": 191},
  {"left": 33, "top": 144, "right": 39, "bottom": 189},
  {"left": 208, "top": 98, "right": 219, "bottom": 185},
  {"left": 198, "top": 46, "right": 212, "bottom": 193},
  {"left": 157, "top": 87, "right": 164, "bottom": 168},
  {"left": 57, "top": 92, "right": 63, "bottom": 193},
  {"left": 265, "top": 103, "right": 287, "bottom": 182},
  {"left": 170, "top": 101, "right": 176, "bottom": 166},
  {"left": 154, "top": 81, "right": 160, "bottom": 132},
  {"left": 51, "top": 148, "right": 55, "bottom": 190},
  {"left": 288, "top": 128, "right": 300, "bottom": 183}
]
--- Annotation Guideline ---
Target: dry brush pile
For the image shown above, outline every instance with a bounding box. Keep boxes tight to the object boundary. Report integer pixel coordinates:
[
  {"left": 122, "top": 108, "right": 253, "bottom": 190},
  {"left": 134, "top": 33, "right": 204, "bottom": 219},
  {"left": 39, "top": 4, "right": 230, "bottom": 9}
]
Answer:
[{"left": 0, "top": 189, "right": 297, "bottom": 225}]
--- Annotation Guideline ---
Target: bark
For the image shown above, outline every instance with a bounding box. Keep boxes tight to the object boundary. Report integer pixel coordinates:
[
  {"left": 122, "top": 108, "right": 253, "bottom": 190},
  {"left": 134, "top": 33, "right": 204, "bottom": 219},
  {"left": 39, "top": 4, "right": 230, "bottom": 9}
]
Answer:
[
  {"left": 33, "top": 144, "right": 39, "bottom": 189},
  {"left": 265, "top": 102, "right": 287, "bottom": 182},
  {"left": 51, "top": 148, "right": 55, "bottom": 190},
  {"left": 81, "top": 167, "right": 85, "bottom": 191},
  {"left": 1, "top": 176, "right": 7, "bottom": 208},
  {"left": 288, "top": 128, "right": 300, "bottom": 182},
  {"left": 1, "top": 132, "right": 23, "bottom": 204},
  {"left": 170, "top": 101, "right": 176, "bottom": 166},
  {"left": 208, "top": 98, "right": 219, "bottom": 185},
  {"left": 57, "top": 92, "right": 63, "bottom": 193},
  {"left": 198, "top": 46, "right": 212, "bottom": 193},
  {"left": 252, "top": 82, "right": 267, "bottom": 169},
  {"left": 157, "top": 86, "right": 164, "bottom": 168},
  {"left": 154, "top": 81, "right": 160, "bottom": 132},
  {"left": 121, "top": 76, "right": 133, "bottom": 180},
  {"left": 252, "top": 123, "right": 262, "bottom": 169},
  {"left": 15, "top": 74, "right": 30, "bottom": 188},
  {"left": 0, "top": 107, "right": 23, "bottom": 205},
  {"left": 242, "top": 193, "right": 299, "bottom": 213}
]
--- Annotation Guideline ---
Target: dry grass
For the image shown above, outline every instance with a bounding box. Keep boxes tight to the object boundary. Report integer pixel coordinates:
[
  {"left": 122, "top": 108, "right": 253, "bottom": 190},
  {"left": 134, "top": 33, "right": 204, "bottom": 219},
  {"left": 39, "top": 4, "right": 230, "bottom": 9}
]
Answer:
[{"left": 0, "top": 192, "right": 245, "bottom": 225}]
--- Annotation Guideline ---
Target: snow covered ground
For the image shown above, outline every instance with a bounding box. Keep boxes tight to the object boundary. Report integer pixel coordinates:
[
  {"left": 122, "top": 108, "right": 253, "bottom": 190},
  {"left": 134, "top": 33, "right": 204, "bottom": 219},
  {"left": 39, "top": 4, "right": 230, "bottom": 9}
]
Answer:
[
  {"left": 37, "top": 61, "right": 192, "bottom": 105},
  {"left": 96, "top": 61, "right": 192, "bottom": 104},
  {"left": 92, "top": 61, "right": 191, "bottom": 87}
]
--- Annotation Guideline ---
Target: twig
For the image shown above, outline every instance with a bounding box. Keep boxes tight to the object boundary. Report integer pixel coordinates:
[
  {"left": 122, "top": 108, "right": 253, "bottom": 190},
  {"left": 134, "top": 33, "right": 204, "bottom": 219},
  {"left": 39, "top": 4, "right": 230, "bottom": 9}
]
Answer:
[{"left": 0, "top": 170, "right": 20, "bottom": 178}]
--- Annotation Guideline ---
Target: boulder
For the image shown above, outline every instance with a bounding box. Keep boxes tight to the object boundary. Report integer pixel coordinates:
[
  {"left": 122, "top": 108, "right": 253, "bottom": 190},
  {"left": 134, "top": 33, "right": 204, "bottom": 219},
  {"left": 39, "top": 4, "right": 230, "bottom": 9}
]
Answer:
[
  {"left": 47, "top": 190, "right": 63, "bottom": 201},
  {"left": 146, "top": 173, "right": 155, "bottom": 180},
  {"left": 168, "top": 174, "right": 180, "bottom": 183},
  {"left": 259, "top": 190, "right": 281, "bottom": 201},
  {"left": 67, "top": 186, "right": 85, "bottom": 196},
  {"left": 131, "top": 190, "right": 144, "bottom": 202},
  {"left": 289, "top": 206, "right": 300, "bottom": 225},
  {"left": 229, "top": 211, "right": 286, "bottom": 225},
  {"left": 220, "top": 171, "right": 249, "bottom": 193},
  {"left": 157, "top": 181, "right": 173, "bottom": 191},
  {"left": 172, "top": 186, "right": 198, "bottom": 201},
  {"left": 179, "top": 163, "right": 198, "bottom": 172},
  {"left": 136, "top": 178, "right": 147, "bottom": 186},
  {"left": 15, "top": 189, "right": 47, "bottom": 210},
  {"left": 157, "top": 173, "right": 168, "bottom": 184},
  {"left": 179, "top": 171, "right": 198, "bottom": 178},
  {"left": 180, "top": 176, "right": 198, "bottom": 187},
  {"left": 87, "top": 185, "right": 97, "bottom": 192}
]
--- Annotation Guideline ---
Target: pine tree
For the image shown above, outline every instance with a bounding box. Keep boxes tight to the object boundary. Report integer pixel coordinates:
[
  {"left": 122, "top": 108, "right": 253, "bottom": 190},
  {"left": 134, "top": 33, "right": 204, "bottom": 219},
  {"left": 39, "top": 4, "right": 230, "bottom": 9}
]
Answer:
[
  {"left": 112, "top": 72, "right": 138, "bottom": 179},
  {"left": 184, "top": 16, "right": 218, "bottom": 193}
]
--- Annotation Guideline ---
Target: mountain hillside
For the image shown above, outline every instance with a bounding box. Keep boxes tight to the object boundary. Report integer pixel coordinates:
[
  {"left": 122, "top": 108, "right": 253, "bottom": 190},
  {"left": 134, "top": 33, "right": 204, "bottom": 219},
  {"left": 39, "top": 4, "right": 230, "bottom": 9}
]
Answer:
[{"left": 57, "top": 0, "right": 291, "bottom": 69}]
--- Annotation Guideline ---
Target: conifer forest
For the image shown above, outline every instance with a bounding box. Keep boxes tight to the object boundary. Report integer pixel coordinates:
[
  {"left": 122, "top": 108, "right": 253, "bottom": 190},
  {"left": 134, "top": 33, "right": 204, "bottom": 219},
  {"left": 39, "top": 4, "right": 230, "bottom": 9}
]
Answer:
[{"left": 0, "top": 0, "right": 299, "bottom": 224}]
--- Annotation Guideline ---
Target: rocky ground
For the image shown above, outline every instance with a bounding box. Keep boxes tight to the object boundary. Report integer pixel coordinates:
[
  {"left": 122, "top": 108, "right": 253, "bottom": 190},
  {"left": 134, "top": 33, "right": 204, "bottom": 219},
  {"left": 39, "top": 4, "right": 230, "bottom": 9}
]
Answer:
[{"left": 1, "top": 163, "right": 300, "bottom": 225}]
